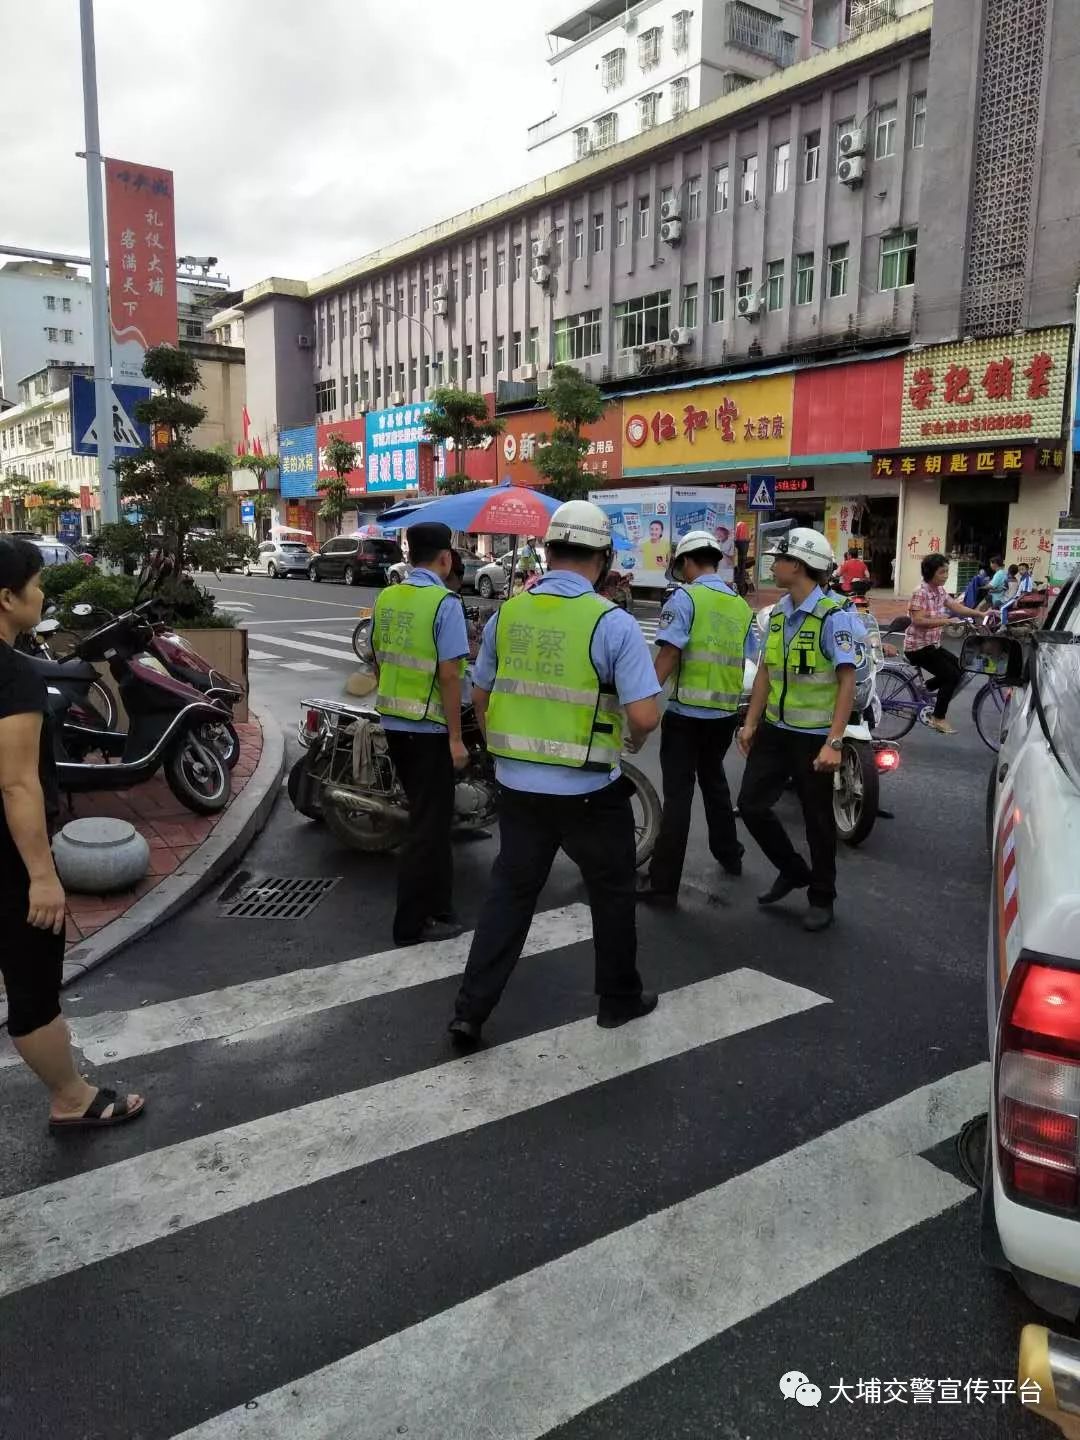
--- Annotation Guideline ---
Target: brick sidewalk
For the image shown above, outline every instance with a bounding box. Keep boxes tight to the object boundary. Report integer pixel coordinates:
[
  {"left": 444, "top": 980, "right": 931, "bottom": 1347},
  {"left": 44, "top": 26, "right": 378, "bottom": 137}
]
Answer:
[{"left": 62, "top": 720, "right": 263, "bottom": 947}]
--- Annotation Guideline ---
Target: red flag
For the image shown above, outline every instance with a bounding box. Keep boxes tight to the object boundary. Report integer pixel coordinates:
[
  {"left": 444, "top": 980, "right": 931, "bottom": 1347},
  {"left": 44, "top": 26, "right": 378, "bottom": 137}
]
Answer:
[
  {"left": 236, "top": 442, "right": 244, "bottom": 457},
  {"left": 253, "top": 435, "right": 263, "bottom": 456}
]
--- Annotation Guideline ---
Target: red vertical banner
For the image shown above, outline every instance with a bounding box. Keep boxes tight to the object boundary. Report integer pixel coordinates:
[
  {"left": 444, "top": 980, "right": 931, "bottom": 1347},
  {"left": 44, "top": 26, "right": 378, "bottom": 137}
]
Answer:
[
  {"left": 104, "top": 159, "right": 178, "bottom": 383},
  {"left": 417, "top": 443, "right": 436, "bottom": 496}
]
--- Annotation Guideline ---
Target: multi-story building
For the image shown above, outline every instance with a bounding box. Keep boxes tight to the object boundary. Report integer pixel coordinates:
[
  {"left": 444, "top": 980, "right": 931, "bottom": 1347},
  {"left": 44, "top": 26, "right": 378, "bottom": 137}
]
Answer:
[
  {"left": 240, "top": 0, "right": 1080, "bottom": 590},
  {"left": 0, "top": 261, "right": 94, "bottom": 407}
]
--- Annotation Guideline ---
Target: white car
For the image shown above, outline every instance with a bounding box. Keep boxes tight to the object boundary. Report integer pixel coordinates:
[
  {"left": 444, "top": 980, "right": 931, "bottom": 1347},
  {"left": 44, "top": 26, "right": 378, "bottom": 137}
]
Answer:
[
  {"left": 981, "top": 568, "right": 1080, "bottom": 1323},
  {"left": 475, "top": 549, "right": 544, "bottom": 598},
  {"left": 244, "top": 539, "right": 312, "bottom": 579}
]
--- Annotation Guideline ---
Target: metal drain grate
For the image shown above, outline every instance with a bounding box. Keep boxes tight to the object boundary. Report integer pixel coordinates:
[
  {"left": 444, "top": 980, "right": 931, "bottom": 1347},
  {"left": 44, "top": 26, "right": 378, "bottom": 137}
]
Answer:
[{"left": 219, "top": 875, "right": 341, "bottom": 920}]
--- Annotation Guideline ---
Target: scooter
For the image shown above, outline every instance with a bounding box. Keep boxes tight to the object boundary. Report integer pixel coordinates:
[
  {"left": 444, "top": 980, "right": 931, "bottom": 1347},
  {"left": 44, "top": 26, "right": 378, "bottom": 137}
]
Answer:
[
  {"left": 32, "top": 597, "right": 234, "bottom": 815},
  {"left": 18, "top": 616, "right": 117, "bottom": 729},
  {"left": 145, "top": 617, "right": 243, "bottom": 768}
]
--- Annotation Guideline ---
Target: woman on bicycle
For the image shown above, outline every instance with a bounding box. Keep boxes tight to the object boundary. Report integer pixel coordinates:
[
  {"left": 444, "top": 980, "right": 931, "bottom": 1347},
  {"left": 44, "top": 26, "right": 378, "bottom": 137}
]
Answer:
[{"left": 905, "top": 552, "right": 985, "bottom": 735}]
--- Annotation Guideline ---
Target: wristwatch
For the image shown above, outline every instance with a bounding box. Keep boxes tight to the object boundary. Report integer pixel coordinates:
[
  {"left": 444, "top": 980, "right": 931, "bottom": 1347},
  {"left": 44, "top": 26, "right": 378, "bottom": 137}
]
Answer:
[{"left": 827, "top": 737, "right": 843, "bottom": 751}]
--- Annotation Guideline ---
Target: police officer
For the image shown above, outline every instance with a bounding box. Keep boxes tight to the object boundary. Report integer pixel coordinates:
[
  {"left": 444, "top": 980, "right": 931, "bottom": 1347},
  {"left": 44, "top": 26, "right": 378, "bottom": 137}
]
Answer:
[
  {"left": 450, "top": 501, "right": 662, "bottom": 1044},
  {"left": 736, "top": 527, "right": 860, "bottom": 933},
  {"left": 636, "top": 530, "right": 757, "bottom": 907},
  {"left": 372, "top": 521, "right": 469, "bottom": 946}
]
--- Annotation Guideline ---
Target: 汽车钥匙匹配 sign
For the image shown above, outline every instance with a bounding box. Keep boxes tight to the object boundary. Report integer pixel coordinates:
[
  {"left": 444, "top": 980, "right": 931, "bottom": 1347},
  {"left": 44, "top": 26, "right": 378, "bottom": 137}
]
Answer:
[{"left": 870, "top": 445, "right": 1065, "bottom": 480}]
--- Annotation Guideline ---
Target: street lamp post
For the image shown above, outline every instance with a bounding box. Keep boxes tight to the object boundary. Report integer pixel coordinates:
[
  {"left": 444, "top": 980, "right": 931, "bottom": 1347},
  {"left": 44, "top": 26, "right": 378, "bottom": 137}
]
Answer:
[{"left": 369, "top": 299, "right": 437, "bottom": 394}]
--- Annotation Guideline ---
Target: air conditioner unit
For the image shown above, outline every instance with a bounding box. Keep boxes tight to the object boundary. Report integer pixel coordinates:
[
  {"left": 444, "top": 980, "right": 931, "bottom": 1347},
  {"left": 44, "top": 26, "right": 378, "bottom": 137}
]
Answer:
[
  {"left": 537, "top": 369, "right": 554, "bottom": 390},
  {"left": 433, "top": 297, "right": 449, "bottom": 316},
  {"left": 838, "top": 127, "right": 866, "bottom": 158},
  {"left": 531, "top": 263, "right": 552, "bottom": 286},
  {"left": 357, "top": 310, "right": 373, "bottom": 328},
  {"left": 737, "top": 294, "right": 760, "bottom": 319},
  {"left": 432, "top": 283, "right": 448, "bottom": 301},
  {"left": 668, "top": 326, "right": 694, "bottom": 348},
  {"left": 660, "top": 197, "right": 682, "bottom": 223},
  {"left": 660, "top": 219, "right": 683, "bottom": 245},
  {"left": 532, "top": 237, "right": 550, "bottom": 261},
  {"left": 838, "top": 155, "right": 865, "bottom": 186},
  {"left": 357, "top": 323, "right": 372, "bottom": 341},
  {"left": 297, "top": 334, "right": 313, "bottom": 349},
  {"left": 389, "top": 390, "right": 406, "bottom": 406},
  {"left": 517, "top": 363, "right": 538, "bottom": 381}
]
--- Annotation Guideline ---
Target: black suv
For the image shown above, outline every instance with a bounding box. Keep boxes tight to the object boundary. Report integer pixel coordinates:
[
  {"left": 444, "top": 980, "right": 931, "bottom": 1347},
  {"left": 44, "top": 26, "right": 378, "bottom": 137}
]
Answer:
[{"left": 308, "top": 535, "right": 403, "bottom": 586}]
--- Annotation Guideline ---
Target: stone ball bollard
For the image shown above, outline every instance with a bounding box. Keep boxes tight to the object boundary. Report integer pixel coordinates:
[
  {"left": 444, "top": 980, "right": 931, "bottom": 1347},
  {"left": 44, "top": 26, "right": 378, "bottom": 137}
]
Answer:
[{"left": 52, "top": 817, "right": 151, "bottom": 895}]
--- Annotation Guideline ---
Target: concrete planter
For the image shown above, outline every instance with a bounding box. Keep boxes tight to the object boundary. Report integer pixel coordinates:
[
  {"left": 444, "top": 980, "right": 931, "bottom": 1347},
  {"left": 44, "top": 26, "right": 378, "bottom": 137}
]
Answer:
[{"left": 53, "top": 818, "right": 150, "bottom": 894}]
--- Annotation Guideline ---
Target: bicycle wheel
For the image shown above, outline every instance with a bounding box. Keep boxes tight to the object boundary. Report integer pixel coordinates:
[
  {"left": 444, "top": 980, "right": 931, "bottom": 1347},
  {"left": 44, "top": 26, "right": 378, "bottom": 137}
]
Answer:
[
  {"left": 874, "top": 664, "right": 921, "bottom": 740},
  {"left": 972, "top": 680, "right": 1011, "bottom": 753}
]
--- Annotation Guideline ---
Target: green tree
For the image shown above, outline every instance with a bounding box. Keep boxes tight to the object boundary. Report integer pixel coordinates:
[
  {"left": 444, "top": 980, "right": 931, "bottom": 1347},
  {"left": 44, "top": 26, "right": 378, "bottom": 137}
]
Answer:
[
  {"left": 115, "top": 345, "right": 231, "bottom": 563},
  {"left": 318, "top": 431, "right": 359, "bottom": 534},
  {"left": 422, "top": 386, "right": 503, "bottom": 492},
  {"left": 533, "top": 365, "right": 606, "bottom": 502},
  {"left": 0, "top": 476, "right": 77, "bottom": 531}
]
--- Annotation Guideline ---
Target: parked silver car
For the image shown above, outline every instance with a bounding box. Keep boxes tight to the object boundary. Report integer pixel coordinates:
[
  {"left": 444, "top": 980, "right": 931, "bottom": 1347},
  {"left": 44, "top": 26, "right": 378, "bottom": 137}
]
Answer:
[{"left": 244, "top": 539, "right": 312, "bottom": 579}]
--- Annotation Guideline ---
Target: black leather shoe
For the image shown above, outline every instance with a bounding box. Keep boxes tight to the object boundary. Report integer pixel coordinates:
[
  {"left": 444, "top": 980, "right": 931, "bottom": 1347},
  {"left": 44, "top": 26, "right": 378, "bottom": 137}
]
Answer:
[
  {"left": 635, "top": 881, "right": 677, "bottom": 908},
  {"left": 422, "top": 918, "right": 465, "bottom": 941},
  {"left": 448, "top": 1017, "right": 483, "bottom": 1046},
  {"left": 597, "top": 992, "right": 659, "bottom": 1028},
  {"left": 757, "top": 874, "right": 808, "bottom": 906},
  {"left": 803, "top": 905, "right": 835, "bottom": 933},
  {"left": 719, "top": 846, "right": 745, "bottom": 877}
]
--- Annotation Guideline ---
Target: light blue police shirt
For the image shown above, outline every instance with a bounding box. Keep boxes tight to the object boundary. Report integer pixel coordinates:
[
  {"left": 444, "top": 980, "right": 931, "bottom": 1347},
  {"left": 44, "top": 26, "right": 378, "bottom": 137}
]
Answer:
[
  {"left": 379, "top": 568, "right": 470, "bottom": 735},
  {"left": 473, "top": 571, "right": 661, "bottom": 794},
  {"left": 656, "top": 576, "right": 761, "bottom": 720},
  {"left": 767, "top": 586, "right": 868, "bottom": 736}
]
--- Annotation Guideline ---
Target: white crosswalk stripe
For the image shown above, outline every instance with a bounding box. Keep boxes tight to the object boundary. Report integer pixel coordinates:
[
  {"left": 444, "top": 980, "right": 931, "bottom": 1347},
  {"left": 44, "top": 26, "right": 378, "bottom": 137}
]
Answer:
[{"left": 244, "top": 632, "right": 357, "bottom": 663}]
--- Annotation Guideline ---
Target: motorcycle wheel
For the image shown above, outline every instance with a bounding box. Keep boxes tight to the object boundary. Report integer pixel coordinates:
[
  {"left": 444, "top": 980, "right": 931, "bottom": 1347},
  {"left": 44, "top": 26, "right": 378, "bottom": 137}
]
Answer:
[
  {"left": 287, "top": 753, "right": 324, "bottom": 821},
  {"left": 352, "top": 617, "right": 372, "bottom": 661},
  {"left": 621, "top": 759, "right": 662, "bottom": 870},
  {"left": 323, "top": 791, "right": 401, "bottom": 853},
  {"left": 164, "top": 723, "right": 231, "bottom": 814},
  {"left": 833, "top": 740, "right": 879, "bottom": 847}
]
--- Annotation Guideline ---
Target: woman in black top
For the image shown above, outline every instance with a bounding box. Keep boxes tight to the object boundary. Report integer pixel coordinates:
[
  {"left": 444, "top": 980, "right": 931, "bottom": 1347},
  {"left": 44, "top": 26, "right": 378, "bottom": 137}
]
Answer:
[{"left": 0, "top": 538, "right": 144, "bottom": 1129}]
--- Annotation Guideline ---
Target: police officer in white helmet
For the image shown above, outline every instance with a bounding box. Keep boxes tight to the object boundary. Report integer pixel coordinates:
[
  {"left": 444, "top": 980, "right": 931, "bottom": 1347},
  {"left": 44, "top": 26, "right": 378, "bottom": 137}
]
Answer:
[
  {"left": 736, "top": 527, "right": 862, "bottom": 932},
  {"left": 636, "top": 530, "right": 757, "bottom": 907},
  {"left": 449, "top": 500, "right": 662, "bottom": 1044}
]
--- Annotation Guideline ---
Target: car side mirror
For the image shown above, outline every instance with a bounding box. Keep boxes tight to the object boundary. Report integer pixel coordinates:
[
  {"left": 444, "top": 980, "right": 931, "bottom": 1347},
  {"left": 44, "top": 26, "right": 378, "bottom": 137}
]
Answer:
[{"left": 959, "top": 632, "right": 1027, "bottom": 683}]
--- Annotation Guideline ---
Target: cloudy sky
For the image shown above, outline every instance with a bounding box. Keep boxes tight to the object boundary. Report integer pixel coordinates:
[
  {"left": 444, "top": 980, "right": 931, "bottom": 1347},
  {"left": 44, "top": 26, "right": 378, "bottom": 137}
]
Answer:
[{"left": 0, "top": 0, "right": 576, "bottom": 291}]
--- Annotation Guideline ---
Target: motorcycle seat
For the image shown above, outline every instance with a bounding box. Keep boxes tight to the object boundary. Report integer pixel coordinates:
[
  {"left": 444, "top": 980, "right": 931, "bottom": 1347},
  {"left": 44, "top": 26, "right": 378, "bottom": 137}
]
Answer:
[{"left": 25, "top": 653, "right": 100, "bottom": 683}]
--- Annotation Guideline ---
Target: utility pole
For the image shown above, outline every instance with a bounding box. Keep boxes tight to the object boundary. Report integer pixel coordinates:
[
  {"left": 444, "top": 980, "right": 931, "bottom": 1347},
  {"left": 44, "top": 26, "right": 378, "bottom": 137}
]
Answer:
[{"left": 79, "top": 0, "right": 118, "bottom": 524}]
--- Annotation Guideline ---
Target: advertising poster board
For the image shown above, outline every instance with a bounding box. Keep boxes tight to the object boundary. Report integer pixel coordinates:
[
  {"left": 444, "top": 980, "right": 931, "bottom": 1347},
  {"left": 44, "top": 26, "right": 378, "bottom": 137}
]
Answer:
[
  {"left": 588, "top": 486, "right": 671, "bottom": 588},
  {"left": 670, "top": 485, "right": 738, "bottom": 583},
  {"left": 1048, "top": 530, "right": 1080, "bottom": 590}
]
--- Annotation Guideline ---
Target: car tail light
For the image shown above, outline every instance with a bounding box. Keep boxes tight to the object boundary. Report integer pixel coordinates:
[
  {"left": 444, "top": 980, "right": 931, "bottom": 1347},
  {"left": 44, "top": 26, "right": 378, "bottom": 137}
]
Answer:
[
  {"left": 874, "top": 744, "right": 900, "bottom": 773},
  {"left": 997, "top": 960, "right": 1080, "bottom": 1211}
]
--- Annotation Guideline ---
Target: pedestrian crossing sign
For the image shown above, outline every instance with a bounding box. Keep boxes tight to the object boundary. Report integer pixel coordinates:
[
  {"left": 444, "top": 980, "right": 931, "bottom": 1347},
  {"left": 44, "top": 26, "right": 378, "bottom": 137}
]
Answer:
[
  {"left": 748, "top": 474, "right": 776, "bottom": 511},
  {"left": 70, "top": 373, "right": 151, "bottom": 457}
]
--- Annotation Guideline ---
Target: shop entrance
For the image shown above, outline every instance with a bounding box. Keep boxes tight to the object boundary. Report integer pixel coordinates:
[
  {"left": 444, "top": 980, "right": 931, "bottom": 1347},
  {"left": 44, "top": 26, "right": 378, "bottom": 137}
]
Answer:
[{"left": 861, "top": 498, "right": 899, "bottom": 589}]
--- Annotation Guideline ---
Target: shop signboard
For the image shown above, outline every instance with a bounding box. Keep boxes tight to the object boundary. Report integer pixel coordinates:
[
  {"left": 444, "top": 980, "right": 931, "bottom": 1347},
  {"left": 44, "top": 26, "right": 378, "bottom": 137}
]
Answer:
[
  {"left": 58, "top": 511, "right": 81, "bottom": 545},
  {"left": 104, "top": 159, "right": 178, "bottom": 384},
  {"left": 239, "top": 499, "right": 255, "bottom": 525},
  {"left": 870, "top": 445, "right": 1064, "bottom": 480},
  {"left": 1048, "top": 530, "right": 1080, "bottom": 589},
  {"left": 278, "top": 425, "right": 318, "bottom": 498},
  {"left": 734, "top": 476, "right": 814, "bottom": 496},
  {"left": 317, "top": 418, "right": 366, "bottom": 498},
  {"left": 500, "top": 405, "right": 622, "bottom": 487},
  {"left": 621, "top": 375, "right": 793, "bottom": 474},
  {"left": 365, "top": 402, "right": 435, "bottom": 494},
  {"left": 899, "top": 328, "right": 1071, "bottom": 447},
  {"left": 824, "top": 499, "right": 857, "bottom": 561}
]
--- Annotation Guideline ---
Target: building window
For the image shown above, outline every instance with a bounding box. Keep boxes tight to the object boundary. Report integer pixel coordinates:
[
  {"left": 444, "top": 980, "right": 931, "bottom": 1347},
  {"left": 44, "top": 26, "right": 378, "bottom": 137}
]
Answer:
[
  {"left": 465, "top": 347, "right": 473, "bottom": 382},
  {"left": 708, "top": 276, "right": 725, "bottom": 323},
  {"left": 513, "top": 243, "right": 523, "bottom": 280},
  {"left": 736, "top": 268, "right": 754, "bottom": 307},
  {"left": 616, "top": 203, "right": 629, "bottom": 246},
  {"left": 512, "top": 332, "right": 522, "bottom": 370},
  {"left": 45, "top": 295, "right": 56, "bottom": 311},
  {"left": 314, "top": 379, "right": 336, "bottom": 414},
  {"left": 554, "top": 309, "right": 602, "bottom": 361},
  {"left": 638, "top": 26, "right": 662, "bottom": 69},
  {"left": 327, "top": 310, "right": 336, "bottom": 343},
  {"left": 496, "top": 250, "right": 506, "bottom": 286},
  {"left": 361, "top": 369, "right": 370, "bottom": 404},
  {"left": 592, "top": 213, "right": 605, "bottom": 253},
  {"left": 638, "top": 195, "right": 650, "bottom": 238},
  {"left": 407, "top": 361, "right": 415, "bottom": 395},
  {"left": 879, "top": 227, "right": 917, "bottom": 289},
  {"left": 61, "top": 297, "right": 71, "bottom": 313},
  {"left": 835, "top": 117, "right": 857, "bottom": 173},
  {"left": 553, "top": 226, "right": 564, "bottom": 264},
  {"left": 766, "top": 260, "right": 785, "bottom": 311},
  {"left": 803, "top": 130, "right": 821, "bottom": 183},
  {"left": 574, "top": 126, "right": 592, "bottom": 160},
  {"left": 448, "top": 348, "right": 459, "bottom": 384},
  {"left": 573, "top": 218, "right": 585, "bottom": 258},
  {"left": 874, "top": 102, "right": 897, "bottom": 159},
  {"left": 349, "top": 303, "right": 358, "bottom": 334},
  {"left": 613, "top": 290, "right": 671, "bottom": 351},
  {"left": 480, "top": 340, "right": 489, "bottom": 377},
  {"left": 464, "top": 261, "right": 473, "bottom": 299},
  {"left": 661, "top": 184, "right": 674, "bottom": 212},
  {"left": 772, "top": 141, "right": 790, "bottom": 193},
  {"left": 496, "top": 335, "right": 505, "bottom": 374},
  {"left": 62, "top": 328, "right": 74, "bottom": 343},
  {"left": 479, "top": 255, "right": 488, "bottom": 292},
  {"left": 423, "top": 275, "right": 431, "bottom": 308},
  {"left": 827, "top": 242, "right": 849, "bottom": 298},
  {"left": 911, "top": 91, "right": 927, "bottom": 149},
  {"left": 672, "top": 9, "right": 691, "bottom": 52},
  {"left": 795, "top": 253, "right": 815, "bottom": 306},
  {"left": 601, "top": 48, "right": 625, "bottom": 89},
  {"left": 671, "top": 76, "right": 690, "bottom": 118},
  {"left": 45, "top": 326, "right": 58, "bottom": 342},
  {"left": 687, "top": 174, "right": 702, "bottom": 220},
  {"left": 395, "top": 362, "right": 405, "bottom": 393},
  {"left": 594, "top": 112, "right": 618, "bottom": 149},
  {"left": 741, "top": 154, "right": 758, "bottom": 203},
  {"left": 396, "top": 284, "right": 405, "bottom": 312},
  {"left": 711, "top": 164, "right": 730, "bottom": 212},
  {"left": 528, "top": 327, "right": 540, "bottom": 364},
  {"left": 638, "top": 92, "right": 660, "bottom": 130},
  {"left": 681, "top": 283, "right": 698, "bottom": 328}
]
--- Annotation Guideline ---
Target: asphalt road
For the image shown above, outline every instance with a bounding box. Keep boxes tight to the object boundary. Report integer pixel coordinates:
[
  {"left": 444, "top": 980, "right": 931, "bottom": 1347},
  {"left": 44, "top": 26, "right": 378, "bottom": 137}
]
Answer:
[{"left": 0, "top": 570, "right": 1073, "bottom": 1440}]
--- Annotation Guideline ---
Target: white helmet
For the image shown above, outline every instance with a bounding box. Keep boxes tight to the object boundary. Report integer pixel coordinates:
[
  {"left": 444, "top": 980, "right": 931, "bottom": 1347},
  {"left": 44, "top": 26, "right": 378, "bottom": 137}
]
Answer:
[
  {"left": 766, "top": 526, "right": 835, "bottom": 575},
  {"left": 544, "top": 499, "right": 612, "bottom": 551},
  {"left": 673, "top": 529, "right": 724, "bottom": 564}
]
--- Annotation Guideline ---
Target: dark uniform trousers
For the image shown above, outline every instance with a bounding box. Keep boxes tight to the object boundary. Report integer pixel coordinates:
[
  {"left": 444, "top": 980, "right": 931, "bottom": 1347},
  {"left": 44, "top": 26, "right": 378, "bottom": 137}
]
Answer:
[
  {"left": 384, "top": 729, "right": 455, "bottom": 944},
  {"left": 736, "top": 721, "right": 837, "bottom": 906},
  {"left": 455, "top": 778, "right": 644, "bottom": 1023},
  {"left": 649, "top": 709, "right": 741, "bottom": 895}
]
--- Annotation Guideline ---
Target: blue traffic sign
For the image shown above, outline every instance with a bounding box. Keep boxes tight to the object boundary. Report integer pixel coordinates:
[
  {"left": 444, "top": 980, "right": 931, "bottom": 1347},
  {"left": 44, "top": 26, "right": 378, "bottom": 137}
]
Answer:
[
  {"left": 747, "top": 474, "right": 776, "bottom": 511},
  {"left": 57, "top": 510, "right": 81, "bottom": 544},
  {"left": 240, "top": 499, "right": 256, "bottom": 524},
  {"left": 70, "top": 374, "right": 151, "bottom": 457}
]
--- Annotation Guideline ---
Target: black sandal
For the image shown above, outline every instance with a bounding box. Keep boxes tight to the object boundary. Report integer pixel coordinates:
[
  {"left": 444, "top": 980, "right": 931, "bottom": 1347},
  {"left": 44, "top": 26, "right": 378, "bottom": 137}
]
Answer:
[{"left": 49, "top": 1087, "right": 145, "bottom": 1131}]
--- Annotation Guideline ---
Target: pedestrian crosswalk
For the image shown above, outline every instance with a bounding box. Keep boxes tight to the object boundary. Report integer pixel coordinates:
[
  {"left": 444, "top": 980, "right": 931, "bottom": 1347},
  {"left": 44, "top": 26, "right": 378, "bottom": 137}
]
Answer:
[{"left": 0, "top": 904, "right": 988, "bottom": 1438}]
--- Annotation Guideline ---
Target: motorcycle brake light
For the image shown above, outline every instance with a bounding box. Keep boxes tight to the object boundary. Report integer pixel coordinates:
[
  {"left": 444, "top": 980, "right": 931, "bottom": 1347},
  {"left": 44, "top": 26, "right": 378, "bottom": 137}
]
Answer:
[
  {"left": 874, "top": 746, "right": 900, "bottom": 772},
  {"left": 304, "top": 709, "right": 323, "bottom": 736}
]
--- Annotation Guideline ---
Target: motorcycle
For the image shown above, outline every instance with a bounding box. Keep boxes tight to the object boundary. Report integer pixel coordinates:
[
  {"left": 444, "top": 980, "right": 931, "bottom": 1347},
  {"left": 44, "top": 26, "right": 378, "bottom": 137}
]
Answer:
[
  {"left": 599, "top": 568, "right": 634, "bottom": 614},
  {"left": 19, "top": 616, "right": 117, "bottom": 729},
  {"left": 289, "top": 695, "right": 663, "bottom": 869},
  {"left": 144, "top": 619, "right": 243, "bottom": 768}
]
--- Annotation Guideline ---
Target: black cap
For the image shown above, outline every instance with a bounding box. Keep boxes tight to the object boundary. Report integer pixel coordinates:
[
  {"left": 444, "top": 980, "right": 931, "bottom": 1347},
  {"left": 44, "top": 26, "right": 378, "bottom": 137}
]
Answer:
[{"left": 406, "top": 521, "right": 454, "bottom": 561}]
